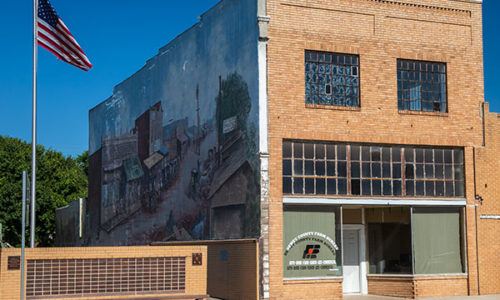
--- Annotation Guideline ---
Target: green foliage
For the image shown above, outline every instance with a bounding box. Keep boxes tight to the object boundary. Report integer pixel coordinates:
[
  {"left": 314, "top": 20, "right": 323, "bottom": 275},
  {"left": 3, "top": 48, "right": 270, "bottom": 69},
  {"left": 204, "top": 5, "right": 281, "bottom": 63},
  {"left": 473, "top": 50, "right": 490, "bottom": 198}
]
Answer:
[
  {"left": 0, "top": 135, "right": 87, "bottom": 247},
  {"left": 215, "top": 72, "right": 252, "bottom": 146}
]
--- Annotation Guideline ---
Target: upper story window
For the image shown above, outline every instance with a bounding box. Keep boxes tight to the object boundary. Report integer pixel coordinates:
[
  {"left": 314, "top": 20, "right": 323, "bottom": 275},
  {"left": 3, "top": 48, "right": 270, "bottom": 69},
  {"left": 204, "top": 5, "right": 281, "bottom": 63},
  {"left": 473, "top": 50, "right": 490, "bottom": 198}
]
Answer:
[
  {"left": 283, "top": 140, "right": 465, "bottom": 198},
  {"left": 397, "top": 59, "right": 447, "bottom": 113},
  {"left": 305, "top": 50, "right": 360, "bottom": 107}
]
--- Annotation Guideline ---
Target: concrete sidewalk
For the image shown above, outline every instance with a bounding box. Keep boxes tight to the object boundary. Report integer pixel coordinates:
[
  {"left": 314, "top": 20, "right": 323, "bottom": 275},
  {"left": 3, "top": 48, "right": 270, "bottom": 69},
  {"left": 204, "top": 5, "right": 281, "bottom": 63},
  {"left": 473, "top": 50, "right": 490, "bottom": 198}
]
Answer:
[{"left": 344, "top": 295, "right": 500, "bottom": 300}]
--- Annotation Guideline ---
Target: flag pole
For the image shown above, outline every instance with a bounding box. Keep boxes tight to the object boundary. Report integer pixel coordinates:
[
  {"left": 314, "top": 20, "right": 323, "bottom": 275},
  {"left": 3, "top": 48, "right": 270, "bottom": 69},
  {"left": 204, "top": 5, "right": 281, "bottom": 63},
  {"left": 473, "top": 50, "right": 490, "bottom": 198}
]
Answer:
[{"left": 30, "top": 0, "right": 38, "bottom": 248}]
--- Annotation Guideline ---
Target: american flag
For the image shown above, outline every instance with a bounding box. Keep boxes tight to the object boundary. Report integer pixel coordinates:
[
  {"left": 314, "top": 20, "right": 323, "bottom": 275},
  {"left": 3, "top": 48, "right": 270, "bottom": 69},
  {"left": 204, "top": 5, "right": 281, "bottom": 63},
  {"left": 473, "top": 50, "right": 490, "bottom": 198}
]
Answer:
[{"left": 37, "top": 0, "right": 92, "bottom": 71}]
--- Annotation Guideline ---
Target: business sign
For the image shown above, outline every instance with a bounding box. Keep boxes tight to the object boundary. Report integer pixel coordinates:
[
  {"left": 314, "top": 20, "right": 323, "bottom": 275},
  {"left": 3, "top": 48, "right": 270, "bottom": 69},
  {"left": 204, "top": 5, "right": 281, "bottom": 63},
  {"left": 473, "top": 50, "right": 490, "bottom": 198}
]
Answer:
[
  {"left": 222, "top": 116, "right": 237, "bottom": 134},
  {"left": 283, "top": 208, "right": 341, "bottom": 278}
]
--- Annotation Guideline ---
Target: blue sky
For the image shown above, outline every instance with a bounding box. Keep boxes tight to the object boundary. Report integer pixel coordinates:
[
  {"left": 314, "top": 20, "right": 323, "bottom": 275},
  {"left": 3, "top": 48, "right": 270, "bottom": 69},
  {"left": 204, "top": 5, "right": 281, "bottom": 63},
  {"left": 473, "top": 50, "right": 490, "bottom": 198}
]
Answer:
[{"left": 0, "top": 1, "right": 498, "bottom": 157}]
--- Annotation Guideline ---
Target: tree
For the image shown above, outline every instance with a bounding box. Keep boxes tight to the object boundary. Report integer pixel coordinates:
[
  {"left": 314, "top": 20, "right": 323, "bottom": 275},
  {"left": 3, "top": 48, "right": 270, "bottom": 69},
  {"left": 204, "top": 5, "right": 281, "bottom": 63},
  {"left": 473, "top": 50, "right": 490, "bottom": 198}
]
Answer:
[{"left": 0, "top": 135, "right": 88, "bottom": 247}]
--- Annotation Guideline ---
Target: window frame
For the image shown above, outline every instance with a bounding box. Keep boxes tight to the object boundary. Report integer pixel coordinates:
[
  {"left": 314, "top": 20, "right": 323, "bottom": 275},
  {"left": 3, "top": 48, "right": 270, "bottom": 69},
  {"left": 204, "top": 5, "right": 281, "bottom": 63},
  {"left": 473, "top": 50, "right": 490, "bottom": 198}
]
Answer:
[{"left": 282, "top": 140, "right": 465, "bottom": 198}]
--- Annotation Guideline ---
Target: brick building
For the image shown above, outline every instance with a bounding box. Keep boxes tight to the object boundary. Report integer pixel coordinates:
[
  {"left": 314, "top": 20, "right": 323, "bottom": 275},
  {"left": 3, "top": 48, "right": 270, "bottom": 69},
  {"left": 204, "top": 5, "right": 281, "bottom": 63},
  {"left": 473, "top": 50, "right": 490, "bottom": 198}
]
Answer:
[{"left": 87, "top": 0, "right": 499, "bottom": 298}]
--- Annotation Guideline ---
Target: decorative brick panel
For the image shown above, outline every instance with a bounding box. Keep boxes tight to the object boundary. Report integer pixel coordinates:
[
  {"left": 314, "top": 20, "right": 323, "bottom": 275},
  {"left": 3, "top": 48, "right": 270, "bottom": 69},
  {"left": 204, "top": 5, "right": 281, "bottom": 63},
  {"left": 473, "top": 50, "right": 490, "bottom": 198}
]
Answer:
[
  {"left": 192, "top": 253, "right": 202, "bottom": 266},
  {"left": 25, "top": 257, "right": 186, "bottom": 298},
  {"left": 7, "top": 256, "right": 20, "bottom": 270}
]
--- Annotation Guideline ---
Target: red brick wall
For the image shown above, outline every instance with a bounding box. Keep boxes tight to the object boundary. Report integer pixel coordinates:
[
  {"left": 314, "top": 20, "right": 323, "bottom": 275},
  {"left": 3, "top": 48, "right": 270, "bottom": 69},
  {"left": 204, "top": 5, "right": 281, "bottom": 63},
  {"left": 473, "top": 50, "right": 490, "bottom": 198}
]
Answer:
[
  {"left": 367, "top": 276, "right": 414, "bottom": 298},
  {"left": 283, "top": 279, "right": 343, "bottom": 300},
  {"left": 476, "top": 102, "right": 500, "bottom": 294},
  {"left": 414, "top": 275, "right": 468, "bottom": 298},
  {"left": 0, "top": 246, "right": 207, "bottom": 300},
  {"left": 367, "top": 275, "right": 468, "bottom": 299}
]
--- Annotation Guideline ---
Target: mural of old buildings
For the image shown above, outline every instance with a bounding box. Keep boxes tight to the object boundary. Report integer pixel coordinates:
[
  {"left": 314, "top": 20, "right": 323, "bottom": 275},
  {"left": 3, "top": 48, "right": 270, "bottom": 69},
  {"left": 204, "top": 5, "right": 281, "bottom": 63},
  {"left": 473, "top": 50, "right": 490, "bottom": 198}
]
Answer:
[{"left": 87, "top": 0, "right": 261, "bottom": 246}]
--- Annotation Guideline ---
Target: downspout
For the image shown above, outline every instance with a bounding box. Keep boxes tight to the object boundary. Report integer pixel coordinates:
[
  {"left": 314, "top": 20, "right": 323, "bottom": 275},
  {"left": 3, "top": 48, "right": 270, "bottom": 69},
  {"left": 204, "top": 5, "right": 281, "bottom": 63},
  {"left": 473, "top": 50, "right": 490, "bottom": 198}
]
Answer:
[{"left": 473, "top": 146, "right": 480, "bottom": 295}]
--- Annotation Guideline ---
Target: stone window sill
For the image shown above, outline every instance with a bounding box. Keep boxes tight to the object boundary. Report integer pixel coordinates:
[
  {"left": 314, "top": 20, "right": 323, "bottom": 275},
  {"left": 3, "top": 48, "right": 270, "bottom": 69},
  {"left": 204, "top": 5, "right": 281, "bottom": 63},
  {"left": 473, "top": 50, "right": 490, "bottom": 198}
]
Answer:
[
  {"left": 398, "top": 110, "right": 448, "bottom": 117},
  {"left": 305, "top": 104, "right": 361, "bottom": 111}
]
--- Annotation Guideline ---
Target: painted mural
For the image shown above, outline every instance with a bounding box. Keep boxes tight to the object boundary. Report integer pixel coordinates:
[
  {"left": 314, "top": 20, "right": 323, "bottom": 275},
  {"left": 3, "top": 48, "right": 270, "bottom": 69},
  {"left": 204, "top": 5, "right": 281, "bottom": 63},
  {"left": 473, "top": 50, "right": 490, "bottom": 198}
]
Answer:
[{"left": 87, "top": 0, "right": 260, "bottom": 245}]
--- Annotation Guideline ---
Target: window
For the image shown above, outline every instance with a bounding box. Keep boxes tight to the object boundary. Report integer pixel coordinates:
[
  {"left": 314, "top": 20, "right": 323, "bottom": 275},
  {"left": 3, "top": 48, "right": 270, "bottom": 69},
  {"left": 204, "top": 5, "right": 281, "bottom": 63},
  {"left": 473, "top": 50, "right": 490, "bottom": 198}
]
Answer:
[
  {"left": 366, "top": 207, "right": 465, "bottom": 275},
  {"left": 412, "top": 207, "right": 465, "bottom": 274},
  {"left": 283, "top": 206, "right": 342, "bottom": 278},
  {"left": 397, "top": 59, "right": 447, "bottom": 112},
  {"left": 305, "top": 51, "right": 359, "bottom": 107},
  {"left": 367, "top": 207, "right": 412, "bottom": 274},
  {"left": 282, "top": 140, "right": 464, "bottom": 198}
]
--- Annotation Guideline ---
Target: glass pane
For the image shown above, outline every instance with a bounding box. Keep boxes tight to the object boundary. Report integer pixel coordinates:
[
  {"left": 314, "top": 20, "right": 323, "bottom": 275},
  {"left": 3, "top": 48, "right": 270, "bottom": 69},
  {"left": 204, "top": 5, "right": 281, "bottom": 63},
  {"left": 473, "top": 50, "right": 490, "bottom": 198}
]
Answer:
[
  {"left": 316, "top": 144, "right": 325, "bottom": 159},
  {"left": 294, "top": 160, "right": 303, "bottom": 175},
  {"left": 425, "top": 164, "right": 434, "bottom": 179},
  {"left": 305, "top": 160, "right": 314, "bottom": 175},
  {"left": 435, "top": 164, "right": 444, "bottom": 179},
  {"left": 372, "top": 180, "right": 382, "bottom": 195},
  {"left": 444, "top": 150, "right": 453, "bottom": 163},
  {"left": 393, "top": 180, "right": 402, "bottom": 196},
  {"left": 351, "top": 162, "right": 360, "bottom": 178},
  {"left": 294, "top": 143, "right": 303, "bottom": 158},
  {"left": 405, "top": 165, "right": 414, "bottom": 179},
  {"left": 371, "top": 147, "right": 381, "bottom": 161},
  {"left": 372, "top": 163, "right": 381, "bottom": 178},
  {"left": 305, "top": 178, "right": 315, "bottom": 194},
  {"left": 382, "top": 148, "right": 391, "bottom": 162},
  {"left": 393, "top": 164, "right": 402, "bottom": 179},
  {"left": 338, "top": 145, "right": 347, "bottom": 160},
  {"left": 435, "top": 181, "right": 444, "bottom": 196},
  {"left": 283, "top": 141, "right": 292, "bottom": 158},
  {"left": 425, "top": 149, "right": 433, "bottom": 163},
  {"left": 406, "top": 180, "right": 414, "bottom": 196},
  {"left": 316, "top": 178, "right": 325, "bottom": 194},
  {"left": 315, "top": 161, "right": 325, "bottom": 176},
  {"left": 327, "top": 179, "right": 336, "bottom": 195},
  {"left": 362, "top": 146, "right": 370, "bottom": 161},
  {"left": 454, "top": 149, "right": 464, "bottom": 164},
  {"left": 283, "top": 206, "right": 342, "bottom": 278},
  {"left": 455, "top": 181, "right": 464, "bottom": 197},
  {"left": 445, "top": 181, "right": 454, "bottom": 197},
  {"left": 362, "top": 163, "right": 371, "bottom": 178},
  {"left": 338, "top": 162, "right": 347, "bottom": 177},
  {"left": 351, "top": 179, "right": 361, "bottom": 195},
  {"left": 304, "top": 143, "right": 314, "bottom": 159},
  {"left": 283, "top": 177, "right": 292, "bottom": 194},
  {"left": 382, "top": 164, "right": 391, "bottom": 178},
  {"left": 405, "top": 149, "right": 414, "bottom": 162},
  {"left": 283, "top": 160, "right": 292, "bottom": 176},
  {"left": 383, "top": 180, "right": 392, "bottom": 196},
  {"left": 435, "top": 149, "right": 443, "bottom": 163},
  {"left": 338, "top": 179, "right": 347, "bottom": 195},
  {"left": 293, "top": 177, "right": 303, "bottom": 194},
  {"left": 445, "top": 165, "right": 453, "bottom": 179},
  {"left": 454, "top": 165, "right": 464, "bottom": 181},
  {"left": 351, "top": 145, "right": 361, "bottom": 161},
  {"left": 393, "top": 148, "right": 401, "bottom": 162},
  {"left": 415, "top": 149, "right": 424, "bottom": 163},
  {"left": 327, "top": 144, "right": 336, "bottom": 159},
  {"left": 425, "top": 181, "right": 435, "bottom": 196},
  {"left": 362, "top": 180, "right": 371, "bottom": 196},
  {"left": 415, "top": 164, "right": 424, "bottom": 179},
  {"left": 416, "top": 181, "right": 425, "bottom": 196},
  {"left": 327, "top": 161, "right": 336, "bottom": 176}
]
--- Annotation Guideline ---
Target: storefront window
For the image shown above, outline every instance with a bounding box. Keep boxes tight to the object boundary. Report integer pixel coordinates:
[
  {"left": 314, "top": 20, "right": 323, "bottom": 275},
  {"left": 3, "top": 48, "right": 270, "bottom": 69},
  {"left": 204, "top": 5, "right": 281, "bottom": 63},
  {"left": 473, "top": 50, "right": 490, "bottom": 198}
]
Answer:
[
  {"left": 366, "top": 206, "right": 465, "bottom": 276},
  {"left": 412, "top": 207, "right": 465, "bottom": 274},
  {"left": 367, "top": 207, "right": 412, "bottom": 274},
  {"left": 283, "top": 206, "right": 342, "bottom": 278}
]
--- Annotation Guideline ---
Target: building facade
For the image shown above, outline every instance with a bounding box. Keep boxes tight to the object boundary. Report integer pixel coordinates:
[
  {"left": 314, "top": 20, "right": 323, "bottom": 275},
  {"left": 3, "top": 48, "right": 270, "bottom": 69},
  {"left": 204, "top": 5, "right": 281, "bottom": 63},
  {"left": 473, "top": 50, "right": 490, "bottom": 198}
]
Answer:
[{"left": 87, "top": 0, "right": 499, "bottom": 298}]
